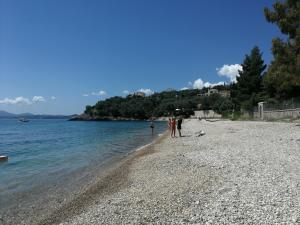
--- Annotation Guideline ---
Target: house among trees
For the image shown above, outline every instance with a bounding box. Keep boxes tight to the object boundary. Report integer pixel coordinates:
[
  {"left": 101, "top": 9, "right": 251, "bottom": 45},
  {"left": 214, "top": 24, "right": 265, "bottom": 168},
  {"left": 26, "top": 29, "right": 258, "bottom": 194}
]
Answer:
[
  {"left": 206, "top": 89, "right": 218, "bottom": 96},
  {"left": 127, "top": 91, "right": 146, "bottom": 98},
  {"left": 219, "top": 90, "right": 230, "bottom": 98},
  {"left": 198, "top": 88, "right": 230, "bottom": 97},
  {"left": 133, "top": 91, "right": 146, "bottom": 97}
]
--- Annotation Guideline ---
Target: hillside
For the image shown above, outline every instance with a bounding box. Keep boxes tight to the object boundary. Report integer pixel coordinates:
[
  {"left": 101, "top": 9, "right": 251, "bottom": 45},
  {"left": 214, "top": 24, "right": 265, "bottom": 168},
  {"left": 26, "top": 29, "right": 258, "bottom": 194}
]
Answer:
[
  {"left": 0, "top": 110, "right": 16, "bottom": 117},
  {"left": 73, "top": 86, "right": 232, "bottom": 120}
]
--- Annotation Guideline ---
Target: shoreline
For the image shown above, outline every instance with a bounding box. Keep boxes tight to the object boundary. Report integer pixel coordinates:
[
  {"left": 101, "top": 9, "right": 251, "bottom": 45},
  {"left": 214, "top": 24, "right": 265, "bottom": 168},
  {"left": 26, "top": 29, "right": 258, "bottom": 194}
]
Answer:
[
  {"left": 1, "top": 123, "right": 168, "bottom": 225},
  {"left": 69, "top": 113, "right": 169, "bottom": 122},
  {"left": 45, "top": 119, "right": 300, "bottom": 225},
  {"left": 4, "top": 120, "right": 300, "bottom": 224},
  {"left": 38, "top": 130, "right": 169, "bottom": 225}
]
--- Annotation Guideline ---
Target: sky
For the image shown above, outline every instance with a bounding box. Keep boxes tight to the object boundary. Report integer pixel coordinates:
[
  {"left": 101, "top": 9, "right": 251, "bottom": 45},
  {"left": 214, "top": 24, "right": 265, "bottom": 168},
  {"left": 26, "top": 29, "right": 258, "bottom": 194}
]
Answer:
[{"left": 0, "top": 0, "right": 282, "bottom": 115}]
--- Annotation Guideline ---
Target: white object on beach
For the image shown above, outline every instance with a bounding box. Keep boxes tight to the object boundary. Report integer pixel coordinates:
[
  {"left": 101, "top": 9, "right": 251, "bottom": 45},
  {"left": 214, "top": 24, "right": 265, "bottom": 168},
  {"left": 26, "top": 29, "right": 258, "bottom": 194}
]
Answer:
[{"left": 196, "top": 130, "right": 205, "bottom": 137}]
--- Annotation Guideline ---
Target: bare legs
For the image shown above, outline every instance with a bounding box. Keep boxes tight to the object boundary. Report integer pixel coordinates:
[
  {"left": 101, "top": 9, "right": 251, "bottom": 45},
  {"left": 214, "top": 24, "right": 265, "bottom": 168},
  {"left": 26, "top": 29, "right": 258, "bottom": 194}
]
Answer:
[
  {"left": 171, "top": 127, "right": 176, "bottom": 138},
  {"left": 178, "top": 129, "right": 181, "bottom": 137}
]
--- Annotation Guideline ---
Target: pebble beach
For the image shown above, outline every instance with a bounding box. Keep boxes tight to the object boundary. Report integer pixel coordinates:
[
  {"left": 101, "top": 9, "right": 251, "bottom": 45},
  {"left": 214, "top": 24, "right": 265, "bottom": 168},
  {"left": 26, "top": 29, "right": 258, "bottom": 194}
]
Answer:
[{"left": 40, "top": 119, "right": 300, "bottom": 225}]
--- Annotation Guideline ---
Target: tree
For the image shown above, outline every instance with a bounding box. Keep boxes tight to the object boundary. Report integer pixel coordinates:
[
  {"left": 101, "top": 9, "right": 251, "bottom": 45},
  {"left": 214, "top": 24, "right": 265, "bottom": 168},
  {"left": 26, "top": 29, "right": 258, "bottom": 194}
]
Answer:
[
  {"left": 235, "top": 46, "right": 266, "bottom": 111},
  {"left": 212, "top": 97, "right": 234, "bottom": 116},
  {"left": 84, "top": 105, "right": 93, "bottom": 116},
  {"left": 264, "top": 0, "right": 300, "bottom": 98}
]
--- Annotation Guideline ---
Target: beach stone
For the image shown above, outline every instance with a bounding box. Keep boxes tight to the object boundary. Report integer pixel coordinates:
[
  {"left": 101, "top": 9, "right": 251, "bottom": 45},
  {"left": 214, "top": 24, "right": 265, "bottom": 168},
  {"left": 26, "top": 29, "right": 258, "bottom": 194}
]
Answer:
[{"left": 46, "top": 120, "right": 300, "bottom": 225}]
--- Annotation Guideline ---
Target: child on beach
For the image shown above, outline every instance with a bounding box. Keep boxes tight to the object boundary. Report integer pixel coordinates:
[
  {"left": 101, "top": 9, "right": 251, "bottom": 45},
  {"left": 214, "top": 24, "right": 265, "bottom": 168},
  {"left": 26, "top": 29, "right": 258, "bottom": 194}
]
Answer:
[{"left": 171, "top": 118, "right": 176, "bottom": 138}]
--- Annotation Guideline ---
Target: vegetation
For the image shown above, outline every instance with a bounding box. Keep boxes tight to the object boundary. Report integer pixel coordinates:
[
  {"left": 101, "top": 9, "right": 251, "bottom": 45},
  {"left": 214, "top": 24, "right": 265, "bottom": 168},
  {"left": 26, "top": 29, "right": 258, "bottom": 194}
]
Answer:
[
  {"left": 264, "top": 0, "right": 300, "bottom": 99},
  {"left": 85, "top": 89, "right": 213, "bottom": 119},
  {"left": 83, "top": 0, "right": 300, "bottom": 120},
  {"left": 231, "top": 46, "right": 266, "bottom": 112}
]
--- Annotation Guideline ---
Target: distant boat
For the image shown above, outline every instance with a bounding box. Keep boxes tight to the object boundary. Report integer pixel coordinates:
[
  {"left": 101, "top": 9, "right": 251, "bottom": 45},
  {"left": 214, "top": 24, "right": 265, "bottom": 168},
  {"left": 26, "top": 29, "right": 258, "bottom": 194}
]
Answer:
[
  {"left": 0, "top": 155, "right": 8, "bottom": 161},
  {"left": 18, "top": 118, "right": 30, "bottom": 122}
]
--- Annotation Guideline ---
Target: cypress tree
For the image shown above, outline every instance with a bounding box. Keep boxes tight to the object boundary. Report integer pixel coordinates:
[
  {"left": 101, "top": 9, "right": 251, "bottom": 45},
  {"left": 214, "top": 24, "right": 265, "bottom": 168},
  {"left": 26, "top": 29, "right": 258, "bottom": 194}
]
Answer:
[{"left": 235, "top": 46, "right": 266, "bottom": 111}]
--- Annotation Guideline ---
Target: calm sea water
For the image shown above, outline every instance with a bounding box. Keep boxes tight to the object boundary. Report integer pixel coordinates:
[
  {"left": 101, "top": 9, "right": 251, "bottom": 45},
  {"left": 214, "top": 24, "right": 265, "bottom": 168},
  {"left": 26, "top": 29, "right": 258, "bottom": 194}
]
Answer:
[{"left": 0, "top": 119, "right": 166, "bottom": 210}]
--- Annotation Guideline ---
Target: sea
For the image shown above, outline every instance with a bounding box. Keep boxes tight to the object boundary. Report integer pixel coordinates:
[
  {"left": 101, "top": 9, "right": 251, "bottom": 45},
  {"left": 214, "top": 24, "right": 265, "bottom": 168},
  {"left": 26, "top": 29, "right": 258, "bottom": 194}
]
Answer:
[{"left": 0, "top": 119, "right": 166, "bottom": 223}]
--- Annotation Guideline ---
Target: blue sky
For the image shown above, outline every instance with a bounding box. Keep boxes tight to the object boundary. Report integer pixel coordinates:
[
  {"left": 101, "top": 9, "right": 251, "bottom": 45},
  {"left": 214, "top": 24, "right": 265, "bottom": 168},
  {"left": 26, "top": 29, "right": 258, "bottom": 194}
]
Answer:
[{"left": 0, "top": 0, "right": 281, "bottom": 114}]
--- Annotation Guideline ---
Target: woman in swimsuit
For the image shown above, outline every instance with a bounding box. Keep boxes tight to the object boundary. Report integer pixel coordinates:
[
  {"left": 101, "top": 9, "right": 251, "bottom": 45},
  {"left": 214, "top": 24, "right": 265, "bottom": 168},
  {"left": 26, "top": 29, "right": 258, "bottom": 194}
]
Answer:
[
  {"left": 171, "top": 118, "right": 176, "bottom": 138},
  {"left": 168, "top": 118, "right": 172, "bottom": 131}
]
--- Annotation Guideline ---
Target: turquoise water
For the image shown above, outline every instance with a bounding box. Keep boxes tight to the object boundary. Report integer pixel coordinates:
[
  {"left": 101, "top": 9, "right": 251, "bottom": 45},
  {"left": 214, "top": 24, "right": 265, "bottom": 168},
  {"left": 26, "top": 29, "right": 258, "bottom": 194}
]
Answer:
[{"left": 0, "top": 119, "right": 166, "bottom": 211}]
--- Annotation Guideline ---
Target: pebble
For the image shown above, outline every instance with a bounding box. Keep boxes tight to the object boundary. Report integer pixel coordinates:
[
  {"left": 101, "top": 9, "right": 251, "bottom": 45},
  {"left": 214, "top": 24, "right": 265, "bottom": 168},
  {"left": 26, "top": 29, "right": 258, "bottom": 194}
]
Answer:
[{"left": 49, "top": 120, "right": 300, "bottom": 225}]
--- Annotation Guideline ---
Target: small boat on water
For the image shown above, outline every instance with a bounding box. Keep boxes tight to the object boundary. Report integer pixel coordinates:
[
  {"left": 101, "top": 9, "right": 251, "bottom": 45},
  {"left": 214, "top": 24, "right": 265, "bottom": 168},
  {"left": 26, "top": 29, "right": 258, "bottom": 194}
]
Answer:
[
  {"left": 0, "top": 155, "right": 8, "bottom": 162},
  {"left": 18, "top": 118, "right": 30, "bottom": 122}
]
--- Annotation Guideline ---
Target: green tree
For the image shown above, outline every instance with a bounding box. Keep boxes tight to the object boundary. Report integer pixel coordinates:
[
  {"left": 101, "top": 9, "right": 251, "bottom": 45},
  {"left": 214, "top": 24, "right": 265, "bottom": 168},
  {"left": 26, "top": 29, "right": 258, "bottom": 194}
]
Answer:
[
  {"left": 84, "top": 105, "right": 93, "bottom": 116},
  {"left": 264, "top": 0, "right": 300, "bottom": 98},
  {"left": 235, "top": 46, "right": 266, "bottom": 111}
]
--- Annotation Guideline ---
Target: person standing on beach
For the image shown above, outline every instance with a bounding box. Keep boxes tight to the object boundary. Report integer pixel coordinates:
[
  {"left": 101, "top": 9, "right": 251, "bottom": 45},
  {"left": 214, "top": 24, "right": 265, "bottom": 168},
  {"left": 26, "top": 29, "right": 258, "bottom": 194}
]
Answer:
[
  {"left": 150, "top": 120, "right": 155, "bottom": 135},
  {"left": 171, "top": 118, "right": 176, "bottom": 138},
  {"left": 168, "top": 118, "right": 172, "bottom": 131},
  {"left": 177, "top": 117, "right": 183, "bottom": 137}
]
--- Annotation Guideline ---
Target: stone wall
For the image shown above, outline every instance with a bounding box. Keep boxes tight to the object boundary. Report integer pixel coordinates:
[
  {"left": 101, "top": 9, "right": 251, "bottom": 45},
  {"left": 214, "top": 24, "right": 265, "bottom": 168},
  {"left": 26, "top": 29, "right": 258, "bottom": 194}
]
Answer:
[
  {"left": 193, "top": 110, "right": 222, "bottom": 119},
  {"left": 254, "top": 108, "right": 300, "bottom": 120}
]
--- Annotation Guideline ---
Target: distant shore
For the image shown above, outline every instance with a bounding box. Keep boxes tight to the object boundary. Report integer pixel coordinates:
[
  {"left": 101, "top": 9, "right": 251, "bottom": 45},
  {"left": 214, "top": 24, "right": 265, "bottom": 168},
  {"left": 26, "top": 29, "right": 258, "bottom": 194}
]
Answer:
[
  {"left": 39, "top": 119, "right": 300, "bottom": 224},
  {"left": 69, "top": 113, "right": 169, "bottom": 121}
]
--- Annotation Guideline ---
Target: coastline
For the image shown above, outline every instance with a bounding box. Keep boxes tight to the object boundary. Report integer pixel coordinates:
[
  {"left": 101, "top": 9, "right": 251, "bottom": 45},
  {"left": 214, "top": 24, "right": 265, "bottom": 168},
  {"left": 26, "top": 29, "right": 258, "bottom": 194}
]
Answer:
[
  {"left": 42, "top": 119, "right": 300, "bottom": 225},
  {"left": 4, "top": 119, "right": 300, "bottom": 224},
  {"left": 69, "top": 113, "right": 169, "bottom": 121},
  {"left": 0, "top": 122, "right": 168, "bottom": 225},
  {"left": 37, "top": 130, "right": 169, "bottom": 225}
]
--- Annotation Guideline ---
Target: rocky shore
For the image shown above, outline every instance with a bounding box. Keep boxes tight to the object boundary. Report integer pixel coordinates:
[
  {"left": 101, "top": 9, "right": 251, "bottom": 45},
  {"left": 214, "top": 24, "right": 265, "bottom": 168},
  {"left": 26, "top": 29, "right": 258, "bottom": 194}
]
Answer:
[{"left": 37, "top": 119, "right": 300, "bottom": 225}]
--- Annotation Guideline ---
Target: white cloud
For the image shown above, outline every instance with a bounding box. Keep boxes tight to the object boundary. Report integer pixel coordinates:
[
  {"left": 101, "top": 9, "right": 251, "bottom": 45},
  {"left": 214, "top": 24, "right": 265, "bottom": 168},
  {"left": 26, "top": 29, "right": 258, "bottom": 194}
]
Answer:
[
  {"left": 82, "top": 94, "right": 89, "bottom": 97},
  {"left": 190, "top": 78, "right": 225, "bottom": 90},
  {"left": 0, "top": 96, "right": 32, "bottom": 105},
  {"left": 0, "top": 96, "right": 46, "bottom": 106},
  {"left": 51, "top": 96, "right": 56, "bottom": 100},
  {"left": 204, "top": 81, "right": 225, "bottom": 88},
  {"left": 193, "top": 78, "right": 205, "bottom": 89},
  {"left": 216, "top": 64, "right": 242, "bottom": 82},
  {"left": 91, "top": 90, "right": 107, "bottom": 96},
  {"left": 180, "top": 87, "right": 189, "bottom": 91},
  {"left": 32, "top": 96, "right": 45, "bottom": 103},
  {"left": 122, "top": 90, "right": 130, "bottom": 95},
  {"left": 138, "top": 88, "right": 154, "bottom": 96}
]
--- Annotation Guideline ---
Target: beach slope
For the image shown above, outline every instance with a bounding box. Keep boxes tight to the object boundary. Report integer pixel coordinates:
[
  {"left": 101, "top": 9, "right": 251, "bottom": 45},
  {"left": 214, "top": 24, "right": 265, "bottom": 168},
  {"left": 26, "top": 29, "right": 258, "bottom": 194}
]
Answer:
[{"left": 44, "top": 120, "right": 300, "bottom": 224}]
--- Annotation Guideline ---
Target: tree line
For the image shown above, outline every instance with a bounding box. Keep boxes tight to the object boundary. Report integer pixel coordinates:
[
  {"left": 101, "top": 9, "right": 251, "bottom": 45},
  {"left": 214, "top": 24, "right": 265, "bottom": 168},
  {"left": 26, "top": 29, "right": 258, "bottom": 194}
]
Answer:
[{"left": 84, "top": 0, "right": 300, "bottom": 119}]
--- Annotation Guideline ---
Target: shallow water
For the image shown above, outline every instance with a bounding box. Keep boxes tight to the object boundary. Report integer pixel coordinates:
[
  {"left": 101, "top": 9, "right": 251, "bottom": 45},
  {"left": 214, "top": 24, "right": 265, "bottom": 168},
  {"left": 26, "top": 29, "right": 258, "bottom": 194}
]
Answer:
[{"left": 0, "top": 119, "right": 166, "bottom": 214}]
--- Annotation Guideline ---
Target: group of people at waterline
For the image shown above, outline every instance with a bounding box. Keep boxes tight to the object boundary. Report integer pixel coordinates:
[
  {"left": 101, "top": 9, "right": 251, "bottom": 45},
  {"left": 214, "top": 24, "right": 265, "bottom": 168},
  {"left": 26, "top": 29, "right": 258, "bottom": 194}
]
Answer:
[
  {"left": 168, "top": 117, "right": 183, "bottom": 137},
  {"left": 149, "top": 117, "right": 183, "bottom": 137}
]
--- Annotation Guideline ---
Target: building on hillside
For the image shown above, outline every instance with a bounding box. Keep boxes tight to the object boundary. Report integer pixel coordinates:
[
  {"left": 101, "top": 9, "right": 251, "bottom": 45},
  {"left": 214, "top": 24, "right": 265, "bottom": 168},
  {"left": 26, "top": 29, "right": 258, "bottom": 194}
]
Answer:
[
  {"left": 219, "top": 90, "right": 230, "bottom": 97},
  {"left": 198, "top": 89, "right": 230, "bottom": 97},
  {"left": 206, "top": 89, "right": 218, "bottom": 96},
  {"left": 133, "top": 91, "right": 146, "bottom": 97}
]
